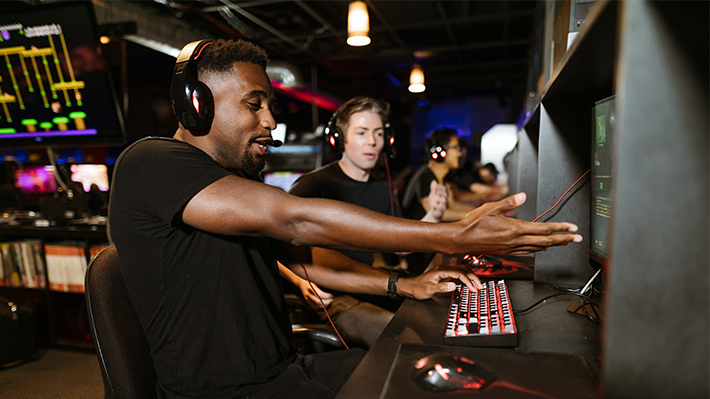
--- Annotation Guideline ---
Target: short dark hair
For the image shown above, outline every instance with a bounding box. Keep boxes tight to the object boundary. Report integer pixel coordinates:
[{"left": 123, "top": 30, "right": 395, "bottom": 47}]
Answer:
[
  {"left": 458, "top": 136, "right": 469, "bottom": 150},
  {"left": 196, "top": 38, "right": 269, "bottom": 75},
  {"left": 482, "top": 162, "right": 499, "bottom": 176},
  {"left": 334, "top": 96, "right": 390, "bottom": 133},
  {"left": 425, "top": 128, "right": 458, "bottom": 154}
]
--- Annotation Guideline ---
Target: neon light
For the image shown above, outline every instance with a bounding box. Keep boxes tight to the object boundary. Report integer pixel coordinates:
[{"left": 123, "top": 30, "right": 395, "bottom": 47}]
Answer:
[{"left": 271, "top": 80, "right": 340, "bottom": 112}]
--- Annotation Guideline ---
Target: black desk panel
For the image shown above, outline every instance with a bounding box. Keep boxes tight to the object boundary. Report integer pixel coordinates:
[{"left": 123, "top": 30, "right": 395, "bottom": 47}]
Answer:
[{"left": 336, "top": 280, "right": 600, "bottom": 399}]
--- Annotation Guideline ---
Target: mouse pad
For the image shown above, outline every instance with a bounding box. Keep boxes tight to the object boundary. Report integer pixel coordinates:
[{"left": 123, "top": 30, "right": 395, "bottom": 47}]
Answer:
[
  {"left": 440, "top": 254, "right": 534, "bottom": 280},
  {"left": 380, "top": 343, "right": 597, "bottom": 399}
]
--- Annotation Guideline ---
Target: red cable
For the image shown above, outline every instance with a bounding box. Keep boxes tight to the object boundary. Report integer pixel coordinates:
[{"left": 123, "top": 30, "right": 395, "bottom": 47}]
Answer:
[
  {"left": 284, "top": 245, "right": 350, "bottom": 350},
  {"left": 465, "top": 169, "right": 591, "bottom": 265},
  {"left": 532, "top": 169, "right": 590, "bottom": 223}
]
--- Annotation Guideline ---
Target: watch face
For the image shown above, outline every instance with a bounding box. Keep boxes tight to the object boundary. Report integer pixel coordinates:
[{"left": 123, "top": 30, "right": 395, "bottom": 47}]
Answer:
[{"left": 388, "top": 272, "right": 400, "bottom": 299}]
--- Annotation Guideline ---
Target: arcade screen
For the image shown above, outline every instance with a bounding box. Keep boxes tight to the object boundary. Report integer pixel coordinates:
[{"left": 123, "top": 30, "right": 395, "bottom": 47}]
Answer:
[
  {"left": 69, "top": 163, "right": 109, "bottom": 192},
  {"left": 14, "top": 164, "right": 56, "bottom": 196},
  {"left": 0, "top": 1, "right": 124, "bottom": 148}
]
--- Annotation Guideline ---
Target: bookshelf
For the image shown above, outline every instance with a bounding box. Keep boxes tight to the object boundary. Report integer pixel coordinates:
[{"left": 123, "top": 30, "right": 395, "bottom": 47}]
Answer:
[
  {"left": 521, "top": 1, "right": 708, "bottom": 397},
  {"left": 0, "top": 224, "right": 109, "bottom": 348}
]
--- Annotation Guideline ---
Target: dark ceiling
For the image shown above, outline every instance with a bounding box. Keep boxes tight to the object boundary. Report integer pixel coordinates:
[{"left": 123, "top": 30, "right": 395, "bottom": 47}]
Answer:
[{"left": 133, "top": 0, "right": 538, "bottom": 115}]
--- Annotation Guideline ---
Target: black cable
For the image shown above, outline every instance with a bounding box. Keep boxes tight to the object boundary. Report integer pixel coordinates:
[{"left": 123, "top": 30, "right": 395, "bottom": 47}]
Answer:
[
  {"left": 571, "top": 298, "right": 603, "bottom": 324},
  {"left": 513, "top": 292, "right": 603, "bottom": 315}
]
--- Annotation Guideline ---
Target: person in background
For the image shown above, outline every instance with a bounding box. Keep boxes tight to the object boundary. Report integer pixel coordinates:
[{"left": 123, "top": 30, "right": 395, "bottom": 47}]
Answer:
[
  {"left": 401, "top": 128, "right": 479, "bottom": 222},
  {"left": 451, "top": 161, "right": 509, "bottom": 203},
  {"left": 109, "top": 38, "right": 583, "bottom": 399},
  {"left": 400, "top": 128, "right": 484, "bottom": 275},
  {"left": 283, "top": 96, "right": 448, "bottom": 347}
]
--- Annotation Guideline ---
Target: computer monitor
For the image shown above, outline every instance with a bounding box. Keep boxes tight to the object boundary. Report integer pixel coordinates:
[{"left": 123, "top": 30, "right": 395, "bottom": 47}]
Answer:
[
  {"left": 0, "top": 1, "right": 125, "bottom": 149},
  {"left": 69, "top": 164, "right": 109, "bottom": 192},
  {"left": 590, "top": 95, "right": 615, "bottom": 266},
  {"left": 263, "top": 171, "right": 305, "bottom": 192},
  {"left": 14, "top": 164, "right": 57, "bottom": 197}
]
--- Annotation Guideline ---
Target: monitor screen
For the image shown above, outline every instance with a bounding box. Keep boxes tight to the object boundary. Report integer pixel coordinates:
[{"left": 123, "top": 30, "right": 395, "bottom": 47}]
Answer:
[
  {"left": 263, "top": 171, "right": 304, "bottom": 192},
  {"left": 590, "top": 95, "right": 615, "bottom": 264},
  {"left": 70, "top": 164, "right": 108, "bottom": 192},
  {"left": 14, "top": 164, "right": 57, "bottom": 196},
  {"left": 0, "top": 2, "right": 125, "bottom": 149}
]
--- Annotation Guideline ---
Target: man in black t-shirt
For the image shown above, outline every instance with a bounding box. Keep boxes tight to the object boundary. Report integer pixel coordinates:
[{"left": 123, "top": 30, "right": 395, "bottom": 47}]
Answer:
[
  {"left": 109, "top": 39, "right": 583, "bottom": 399},
  {"left": 285, "top": 97, "right": 447, "bottom": 347}
]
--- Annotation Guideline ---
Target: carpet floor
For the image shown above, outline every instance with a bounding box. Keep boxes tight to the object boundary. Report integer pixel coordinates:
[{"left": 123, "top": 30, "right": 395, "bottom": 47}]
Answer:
[{"left": 0, "top": 348, "right": 103, "bottom": 399}]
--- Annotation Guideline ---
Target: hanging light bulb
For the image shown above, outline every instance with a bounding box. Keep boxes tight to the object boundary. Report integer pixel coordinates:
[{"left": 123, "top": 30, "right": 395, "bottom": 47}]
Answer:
[
  {"left": 409, "top": 64, "right": 426, "bottom": 93},
  {"left": 347, "top": 1, "right": 371, "bottom": 47}
]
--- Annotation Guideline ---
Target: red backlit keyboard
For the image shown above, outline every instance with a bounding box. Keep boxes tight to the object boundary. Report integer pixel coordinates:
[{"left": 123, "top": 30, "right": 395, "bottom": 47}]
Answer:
[{"left": 444, "top": 280, "right": 518, "bottom": 347}]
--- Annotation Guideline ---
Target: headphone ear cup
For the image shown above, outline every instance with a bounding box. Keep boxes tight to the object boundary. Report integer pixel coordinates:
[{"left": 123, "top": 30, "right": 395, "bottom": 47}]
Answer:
[
  {"left": 190, "top": 82, "right": 214, "bottom": 131},
  {"left": 171, "top": 40, "right": 214, "bottom": 133},
  {"left": 384, "top": 123, "right": 396, "bottom": 159},
  {"left": 327, "top": 127, "right": 344, "bottom": 152},
  {"left": 429, "top": 145, "right": 446, "bottom": 163},
  {"left": 325, "top": 111, "right": 344, "bottom": 153}
]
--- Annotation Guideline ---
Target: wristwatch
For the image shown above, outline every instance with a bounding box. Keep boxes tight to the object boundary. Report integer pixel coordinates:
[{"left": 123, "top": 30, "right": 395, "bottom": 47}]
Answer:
[{"left": 387, "top": 270, "right": 408, "bottom": 299}]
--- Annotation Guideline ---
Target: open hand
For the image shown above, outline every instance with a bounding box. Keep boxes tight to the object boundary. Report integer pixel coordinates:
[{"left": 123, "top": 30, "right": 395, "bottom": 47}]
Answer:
[
  {"left": 426, "top": 180, "right": 448, "bottom": 222},
  {"left": 456, "top": 192, "right": 582, "bottom": 255}
]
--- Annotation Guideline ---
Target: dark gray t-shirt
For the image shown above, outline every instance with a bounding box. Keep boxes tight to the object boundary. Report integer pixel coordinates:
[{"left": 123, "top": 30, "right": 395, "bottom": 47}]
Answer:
[{"left": 109, "top": 138, "right": 295, "bottom": 399}]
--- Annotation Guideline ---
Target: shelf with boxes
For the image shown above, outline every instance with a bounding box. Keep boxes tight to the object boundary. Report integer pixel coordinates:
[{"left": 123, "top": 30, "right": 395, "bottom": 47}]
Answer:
[{"left": 0, "top": 224, "right": 109, "bottom": 348}]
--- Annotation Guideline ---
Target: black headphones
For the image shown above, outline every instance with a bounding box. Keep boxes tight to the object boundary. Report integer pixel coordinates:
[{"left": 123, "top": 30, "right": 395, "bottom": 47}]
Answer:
[
  {"left": 428, "top": 138, "right": 447, "bottom": 163},
  {"left": 324, "top": 109, "right": 396, "bottom": 159},
  {"left": 170, "top": 40, "right": 214, "bottom": 133}
]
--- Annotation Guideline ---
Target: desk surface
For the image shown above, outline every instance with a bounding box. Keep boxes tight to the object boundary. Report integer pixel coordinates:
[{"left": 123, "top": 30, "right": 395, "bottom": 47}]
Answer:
[{"left": 336, "top": 279, "right": 600, "bottom": 399}]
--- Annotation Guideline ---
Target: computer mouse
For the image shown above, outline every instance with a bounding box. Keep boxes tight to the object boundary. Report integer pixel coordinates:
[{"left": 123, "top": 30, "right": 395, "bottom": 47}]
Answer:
[
  {"left": 411, "top": 354, "right": 497, "bottom": 392},
  {"left": 463, "top": 254, "right": 503, "bottom": 270}
]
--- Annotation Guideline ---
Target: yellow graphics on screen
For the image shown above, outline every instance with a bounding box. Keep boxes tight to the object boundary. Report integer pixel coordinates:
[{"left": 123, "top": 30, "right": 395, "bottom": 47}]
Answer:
[{"left": 0, "top": 23, "right": 85, "bottom": 127}]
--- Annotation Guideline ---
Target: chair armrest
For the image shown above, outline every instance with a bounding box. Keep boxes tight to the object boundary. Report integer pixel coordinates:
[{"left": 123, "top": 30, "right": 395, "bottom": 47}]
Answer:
[{"left": 292, "top": 324, "right": 348, "bottom": 348}]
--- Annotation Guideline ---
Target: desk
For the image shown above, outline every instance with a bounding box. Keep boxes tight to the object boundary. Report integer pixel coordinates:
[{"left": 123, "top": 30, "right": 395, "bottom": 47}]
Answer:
[{"left": 336, "top": 279, "right": 600, "bottom": 399}]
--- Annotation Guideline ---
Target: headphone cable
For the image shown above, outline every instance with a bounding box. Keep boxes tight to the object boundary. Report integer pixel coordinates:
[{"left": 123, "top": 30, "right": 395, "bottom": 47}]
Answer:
[{"left": 284, "top": 245, "right": 350, "bottom": 350}]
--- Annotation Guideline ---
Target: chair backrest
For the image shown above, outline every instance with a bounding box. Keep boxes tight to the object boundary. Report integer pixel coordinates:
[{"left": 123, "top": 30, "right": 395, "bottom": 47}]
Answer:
[{"left": 85, "top": 245, "right": 158, "bottom": 399}]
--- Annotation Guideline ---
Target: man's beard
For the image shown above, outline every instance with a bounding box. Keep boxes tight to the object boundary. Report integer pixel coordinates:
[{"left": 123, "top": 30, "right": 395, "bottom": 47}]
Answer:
[{"left": 241, "top": 149, "right": 266, "bottom": 175}]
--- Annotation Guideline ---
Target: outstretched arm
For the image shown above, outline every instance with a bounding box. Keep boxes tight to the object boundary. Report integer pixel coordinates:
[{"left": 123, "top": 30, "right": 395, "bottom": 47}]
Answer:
[{"left": 181, "top": 175, "right": 582, "bottom": 257}]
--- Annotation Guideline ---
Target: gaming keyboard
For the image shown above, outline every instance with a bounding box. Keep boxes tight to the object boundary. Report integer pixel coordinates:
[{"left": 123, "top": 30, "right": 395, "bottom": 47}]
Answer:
[{"left": 444, "top": 280, "right": 518, "bottom": 347}]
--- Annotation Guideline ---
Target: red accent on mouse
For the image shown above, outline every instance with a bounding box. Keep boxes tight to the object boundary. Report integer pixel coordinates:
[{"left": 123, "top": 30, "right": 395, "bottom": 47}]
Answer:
[{"left": 411, "top": 354, "right": 497, "bottom": 392}]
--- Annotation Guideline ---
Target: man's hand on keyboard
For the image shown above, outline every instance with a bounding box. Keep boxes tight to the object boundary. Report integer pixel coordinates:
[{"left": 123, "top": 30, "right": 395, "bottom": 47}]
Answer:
[
  {"left": 398, "top": 266, "right": 483, "bottom": 300},
  {"left": 454, "top": 192, "right": 583, "bottom": 255}
]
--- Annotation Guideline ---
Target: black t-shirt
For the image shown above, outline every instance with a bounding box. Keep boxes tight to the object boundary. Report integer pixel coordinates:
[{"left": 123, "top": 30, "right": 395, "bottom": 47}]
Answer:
[
  {"left": 447, "top": 161, "right": 482, "bottom": 191},
  {"left": 401, "top": 165, "right": 437, "bottom": 221},
  {"left": 108, "top": 138, "right": 296, "bottom": 399},
  {"left": 289, "top": 162, "right": 397, "bottom": 265}
]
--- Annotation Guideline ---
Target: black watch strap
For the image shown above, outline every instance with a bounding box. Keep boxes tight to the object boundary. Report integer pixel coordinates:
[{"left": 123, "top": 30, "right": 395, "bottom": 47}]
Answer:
[{"left": 387, "top": 271, "right": 401, "bottom": 299}]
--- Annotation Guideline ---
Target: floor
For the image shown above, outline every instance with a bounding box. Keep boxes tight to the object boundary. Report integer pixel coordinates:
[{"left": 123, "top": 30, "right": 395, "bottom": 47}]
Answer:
[{"left": 0, "top": 348, "right": 104, "bottom": 399}]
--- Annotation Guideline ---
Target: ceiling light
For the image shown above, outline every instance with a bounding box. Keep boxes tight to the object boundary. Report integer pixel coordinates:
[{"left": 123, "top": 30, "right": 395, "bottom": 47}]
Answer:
[
  {"left": 409, "top": 64, "right": 426, "bottom": 93},
  {"left": 347, "top": 1, "right": 370, "bottom": 47},
  {"left": 99, "top": 36, "right": 110, "bottom": 44}
]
